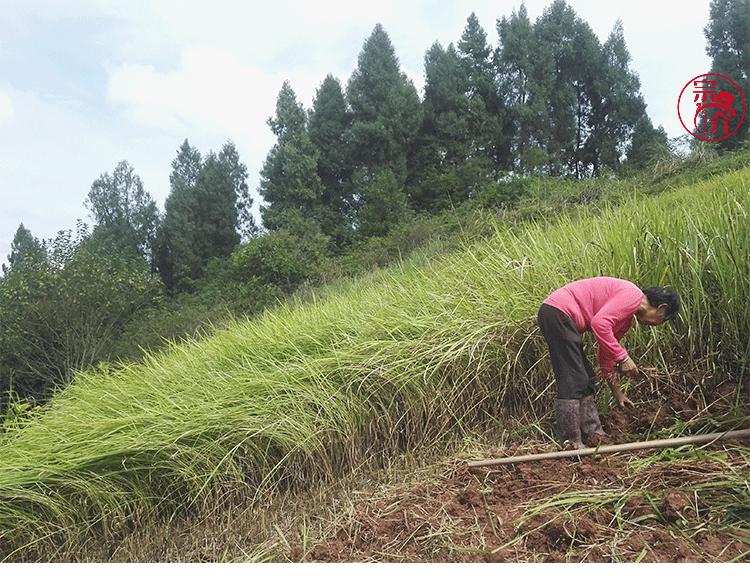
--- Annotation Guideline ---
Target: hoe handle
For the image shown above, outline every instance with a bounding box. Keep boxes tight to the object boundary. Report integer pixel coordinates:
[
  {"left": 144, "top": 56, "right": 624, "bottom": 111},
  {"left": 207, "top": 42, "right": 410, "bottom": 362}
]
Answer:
[{"left": 467, "top": 428, "right": 750, "bottom": 469}]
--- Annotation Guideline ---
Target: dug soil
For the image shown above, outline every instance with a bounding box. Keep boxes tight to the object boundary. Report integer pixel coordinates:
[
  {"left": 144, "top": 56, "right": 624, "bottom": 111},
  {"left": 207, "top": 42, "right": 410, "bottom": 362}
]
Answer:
[{"left": 295, "top": 377, "right": 750, "bottom": 562}]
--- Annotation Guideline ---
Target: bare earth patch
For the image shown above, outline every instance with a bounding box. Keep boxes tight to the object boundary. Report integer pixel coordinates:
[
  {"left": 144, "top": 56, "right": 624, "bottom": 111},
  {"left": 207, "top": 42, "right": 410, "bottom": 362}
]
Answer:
[{"left": 295, "top": 378, "right": 750, "bottom": 562}]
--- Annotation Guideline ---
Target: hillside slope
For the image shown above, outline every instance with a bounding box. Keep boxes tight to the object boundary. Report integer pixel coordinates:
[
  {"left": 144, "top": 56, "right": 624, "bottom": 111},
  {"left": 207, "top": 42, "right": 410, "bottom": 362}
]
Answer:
[{"left": 1, "top": 164, "right": 749, "bottom": 559}]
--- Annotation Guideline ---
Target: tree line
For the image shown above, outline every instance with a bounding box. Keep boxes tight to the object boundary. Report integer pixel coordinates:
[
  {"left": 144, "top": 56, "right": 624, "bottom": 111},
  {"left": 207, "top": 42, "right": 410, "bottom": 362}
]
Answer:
[{"left": 1, "top": 0, "right": 747, "bottom": 406}]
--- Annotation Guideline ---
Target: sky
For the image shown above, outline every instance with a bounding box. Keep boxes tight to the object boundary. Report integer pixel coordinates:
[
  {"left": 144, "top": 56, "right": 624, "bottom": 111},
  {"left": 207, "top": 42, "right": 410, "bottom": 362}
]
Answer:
[{"left": 0, "top": 0, "right": 714, "bottom": 263}]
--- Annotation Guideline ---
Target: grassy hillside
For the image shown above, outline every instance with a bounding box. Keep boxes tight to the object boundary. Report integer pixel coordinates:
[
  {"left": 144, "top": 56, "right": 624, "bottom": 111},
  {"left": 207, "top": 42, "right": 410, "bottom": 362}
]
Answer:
[{"left": 1, "top": 160, "right": 749, "bottom": 559}]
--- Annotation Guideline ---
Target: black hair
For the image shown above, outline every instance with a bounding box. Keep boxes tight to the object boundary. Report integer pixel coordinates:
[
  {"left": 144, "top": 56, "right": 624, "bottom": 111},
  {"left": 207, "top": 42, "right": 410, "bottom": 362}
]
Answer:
[{"left": 642, "top": 286, "right": 680, "bottom": 321}]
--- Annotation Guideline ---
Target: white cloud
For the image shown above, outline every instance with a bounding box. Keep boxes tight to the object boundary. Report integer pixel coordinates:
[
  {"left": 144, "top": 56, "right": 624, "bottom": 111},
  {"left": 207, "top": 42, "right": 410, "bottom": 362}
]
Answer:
[
  {"left": 106, "top": 44, "right": 327, "bottom": 225},
  {"left": 0, "top": 91, "right": 13, "bottom": 125},
  {"left": 108, "top": 46, "right": 287, "bottom": 135},
  {"left": 0, "top": 88, "right": 103, "bottom": 255},
  {"left": 1, "top": 0, "right": 716, "bottom": 263}
]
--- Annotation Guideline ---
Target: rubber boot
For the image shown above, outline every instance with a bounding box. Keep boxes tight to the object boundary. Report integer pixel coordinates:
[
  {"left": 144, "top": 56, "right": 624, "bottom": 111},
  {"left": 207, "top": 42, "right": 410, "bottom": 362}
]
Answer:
[
  {"left": 579, "top": 394, "right": 609, "bottom": 446},
  {"left": 579, "top": 395, "right": 605, "bottom": 437},
  {"left": 554, "top": 398, "right": 585, "bottom": 450}
]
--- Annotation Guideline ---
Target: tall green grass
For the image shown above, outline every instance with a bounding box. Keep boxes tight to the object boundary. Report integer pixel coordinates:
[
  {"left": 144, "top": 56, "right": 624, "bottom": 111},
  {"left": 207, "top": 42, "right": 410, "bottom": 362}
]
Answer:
[{"left": 0, "top": 164, "right": 749, "bottom": 558}]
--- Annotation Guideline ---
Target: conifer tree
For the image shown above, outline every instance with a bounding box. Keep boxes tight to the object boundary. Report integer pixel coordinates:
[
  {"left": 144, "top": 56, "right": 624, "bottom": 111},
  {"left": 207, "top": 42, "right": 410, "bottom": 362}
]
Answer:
[
  {"left": 259, "top": 81, "right": 324, "bottom": 234},
  {"left": 497, "top": 1, "right": 651, "bottom": 176},
  {"left": 155, "top": 139, "right": 202, "bottom": 292},
  {"left": 156, "top": 139, "right": 243, "bottom": 292},
  {"left": 532, "top": 0, "right": 580, "bottom": 175},
  {"left": 704, "top": 0, "right": 750, "bottom": 148},
  {"left": 409, "top": 42, "right": 474, "bottom": 211},
  {"left": 308, "top": 75, "right": 354, "bottom": 248},
  {"left": 192, "top": 151, "right": 240, "bottom": 263},
  {"left": 346, "top": 24, "right": 421, "bottom": 236},
  {"left": 86, "top": 160, "right": 159, "bottom": 260},
  {"left": 496, "top": 4, "right": 539, "bottom": 173},
  {"left": 219, "top": 141, "right": 257, "bottom": 240},
  {"left": 627, "top": 115, "right": 670, "bottom": 169},
  {"left": 2, "top": 224, "right": 45, "bottom": 276},
  {"left": 458, "top": 13, "right": 507, "bottom": 169},
  {"left": 596, "top": 21, "right": 644, "bottom": 173}
]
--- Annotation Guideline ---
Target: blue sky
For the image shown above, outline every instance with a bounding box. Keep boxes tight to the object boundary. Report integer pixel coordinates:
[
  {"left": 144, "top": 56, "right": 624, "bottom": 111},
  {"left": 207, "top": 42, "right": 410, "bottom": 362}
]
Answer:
[{"left": 0, "top": 0, "right": 712, "bottom": 262}]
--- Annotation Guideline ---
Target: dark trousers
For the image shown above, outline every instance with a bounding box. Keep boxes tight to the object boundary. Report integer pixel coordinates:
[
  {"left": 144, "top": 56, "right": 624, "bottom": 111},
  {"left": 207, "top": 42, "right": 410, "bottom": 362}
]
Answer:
[{"left": 537, "top": 303, "right": 595, "bottom": 400}]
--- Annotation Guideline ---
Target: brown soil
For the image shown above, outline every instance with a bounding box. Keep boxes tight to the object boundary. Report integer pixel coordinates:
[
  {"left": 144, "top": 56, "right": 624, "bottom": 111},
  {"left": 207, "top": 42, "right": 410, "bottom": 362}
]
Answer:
[{"left": 295, "top": 377, "right": 750, "bottom": 562}]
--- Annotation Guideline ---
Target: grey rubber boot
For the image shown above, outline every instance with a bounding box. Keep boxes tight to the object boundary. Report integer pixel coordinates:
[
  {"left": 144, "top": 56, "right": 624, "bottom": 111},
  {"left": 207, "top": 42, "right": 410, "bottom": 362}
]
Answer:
[
  {"left": 554, "top": 399, "right": 585, "bottom": 450},
  {"left": 579, "top": 395, "right": 605, "bottom": 437}
]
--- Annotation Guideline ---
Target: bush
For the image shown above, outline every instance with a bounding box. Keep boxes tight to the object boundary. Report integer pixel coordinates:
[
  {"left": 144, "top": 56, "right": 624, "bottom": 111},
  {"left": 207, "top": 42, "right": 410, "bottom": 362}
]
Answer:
[
  {"left": 229, "top": 222, "right": 331, "bottom": 294},
  {"left": 0, "top": 229, "right": 160, "bottom": 400}
]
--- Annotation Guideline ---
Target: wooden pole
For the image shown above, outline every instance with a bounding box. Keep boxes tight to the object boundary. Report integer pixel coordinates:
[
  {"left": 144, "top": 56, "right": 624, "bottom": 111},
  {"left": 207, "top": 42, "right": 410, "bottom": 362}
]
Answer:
[{"left": 467, "top": 428, "right": 750, "bottom": 469}]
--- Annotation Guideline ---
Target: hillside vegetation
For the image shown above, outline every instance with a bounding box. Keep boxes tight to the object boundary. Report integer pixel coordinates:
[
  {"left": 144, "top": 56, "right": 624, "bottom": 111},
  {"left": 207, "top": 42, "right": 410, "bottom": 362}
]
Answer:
[{"left": 1, "top": 157, "right": 749, "bottom": 560}]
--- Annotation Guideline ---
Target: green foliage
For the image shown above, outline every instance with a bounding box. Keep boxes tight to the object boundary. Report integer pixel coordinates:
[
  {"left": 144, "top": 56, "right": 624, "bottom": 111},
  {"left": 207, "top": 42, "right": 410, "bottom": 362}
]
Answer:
[
  {"left": 409, "top": 42, "right": 484, "bottom": 212},
  {"left": 219, "top": 141, "right": 257, "bottom": 240},
  {"left": 352, "top": 167, "right": 412, "bottom": 238},
  {"left": 346, "top": 24, "right": 422, "bottom": 236},
  {"left": 497, "top": 1, "right": 647, "bottom": 177},
  {"left": 156, "top": 139, "right": 244, "bottom": 293},
  {"left": 308, "top": 75, "right": 354, "bottom": 249},
  {"left": 2, "top": 224, "right": 46, "bottom": 277},
  {"left": 229, "top": 219, "right": 331, "bottom": 295},
  {"left": 335, "top": 215, "right": 453, "bottom": 275},
  {"left": 496, "top": 4, "right": 538, "bottom": 172},
  {"left": 192, "top": 152, "right": 241, "bottom": 259},
  {"left": 110, "top": 222, "right": 334, "bottom": 363},
  {"left": 86, "top": 161, "right": 159, "bottom": 261},
  {"left": 155, "top": 139, "right": 203, "bottom": 292},
  {"left": 457, "top": 13, "right": 505, "bottom": 169},
  {"left": 260, "top": 82, "right": 325, "bottom": 234},
  {"left": 534, "top": 1, "right": 591, "bottom": 175},
  {"left": 597, "top": 21, "right": 644, "bottom": 172},
  {"left": 108, "top": 280, "right": 236, "bottom": 363},
  {"left": 626, "top": 115, "right": 671, "bottom": 170},
  {"left": 0, "top": 383, "right": 39, "bottom": 434},
  {"left": 704, "top": 0, "right": 750, "bottom": 148},
  {"left": 0, "top": 225, "right": 161, "bottom": 400}
]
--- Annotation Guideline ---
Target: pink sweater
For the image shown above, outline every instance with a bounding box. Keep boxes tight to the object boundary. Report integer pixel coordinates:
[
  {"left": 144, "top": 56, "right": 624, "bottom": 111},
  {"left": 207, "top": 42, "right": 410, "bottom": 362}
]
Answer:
[{"left": 544, "top": 277, "right": 642, "bottom": 377}]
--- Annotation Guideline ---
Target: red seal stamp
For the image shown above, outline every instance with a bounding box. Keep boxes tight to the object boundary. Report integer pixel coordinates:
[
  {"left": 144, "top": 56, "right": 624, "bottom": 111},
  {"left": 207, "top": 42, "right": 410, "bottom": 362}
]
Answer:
[{"left": 678, "top": 73, "right": 746, "bottom": 142}]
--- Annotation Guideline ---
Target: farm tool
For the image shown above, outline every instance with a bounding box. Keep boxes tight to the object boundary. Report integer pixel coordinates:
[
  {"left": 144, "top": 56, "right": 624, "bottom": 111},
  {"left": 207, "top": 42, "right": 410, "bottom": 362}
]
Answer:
[{"left": 468, "top": 428, "right": 750, "bottom": 469}]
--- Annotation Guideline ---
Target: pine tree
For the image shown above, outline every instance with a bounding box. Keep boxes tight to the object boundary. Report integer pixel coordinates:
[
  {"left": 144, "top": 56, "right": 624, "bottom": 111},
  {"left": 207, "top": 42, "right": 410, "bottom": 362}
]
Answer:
[
  {"left": 409, "top": 42, "right": 474, "bottom": 211},
  {"left": 596, "top": 21, "right": 644, "bottom": 173},
  {"left": 496, "top": 4, "right": 538, "bottom": 173},
  {"left": 259, "top": 81, "right": 324, "bottom": 233},
  {"left": 569, "top": 19, "right": 606, "bottom": 177},
  {"left": 457, "top": 13, "right": 507, "bottom": 170},
  {"left": 2, "top": 224, "right": 45, "bottom": 276},
  {"left": 86, "top": 160, "right": 159, "bottom": 260},
  {"left": 155, "top": 139, "right": 202, "bottom": 292},
  {"left": 308, "top": 75, "right": 354, "bottom": 248},
  {"left": 533, "top": 0, "right": 581, "bottom": 175},
  {"left": 346, "top": 24, "right": 421, "bottom": 236},
  {"left": 704, "top": 0, "right": 750, "bottom": 148},
  {"left": 627, "top": 115, "right": 670, "bottom": 169},
  {"left": 498, "top": 2, "right": 647, "bottom": 177},
  {"left": 170, "top": 139, "right": 203, "bottom": 193},
  {"left": 219, "top": 141, "right": 257, "bottom": 240},
  {"left": 155, "top": 139, "right": 243, "bottom": 292},
  {"left": 192, "top": 151, "right": 241, "bottom": 263}
]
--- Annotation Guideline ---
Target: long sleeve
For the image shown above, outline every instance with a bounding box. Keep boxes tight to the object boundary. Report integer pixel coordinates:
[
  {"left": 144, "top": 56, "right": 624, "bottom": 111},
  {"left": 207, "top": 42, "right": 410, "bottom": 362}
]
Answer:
[
  {"left": 591, "top": 293, "right": 640, "bottom": 377},
  {"left": 543, "top": 277, "right": 643, "bottom": 378}
]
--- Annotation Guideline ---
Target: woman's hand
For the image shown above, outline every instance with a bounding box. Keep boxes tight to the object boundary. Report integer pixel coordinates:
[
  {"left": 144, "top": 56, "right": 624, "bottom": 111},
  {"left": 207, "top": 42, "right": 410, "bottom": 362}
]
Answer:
[
  {"left": 607, "top": 373, "right": 635, "bottom": 409},
  {"left": 618, "top": 356, "right": 638, "bottom": 378},
  {"left": 613, "top": 390, "right": 635, "bottom": 408}
]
